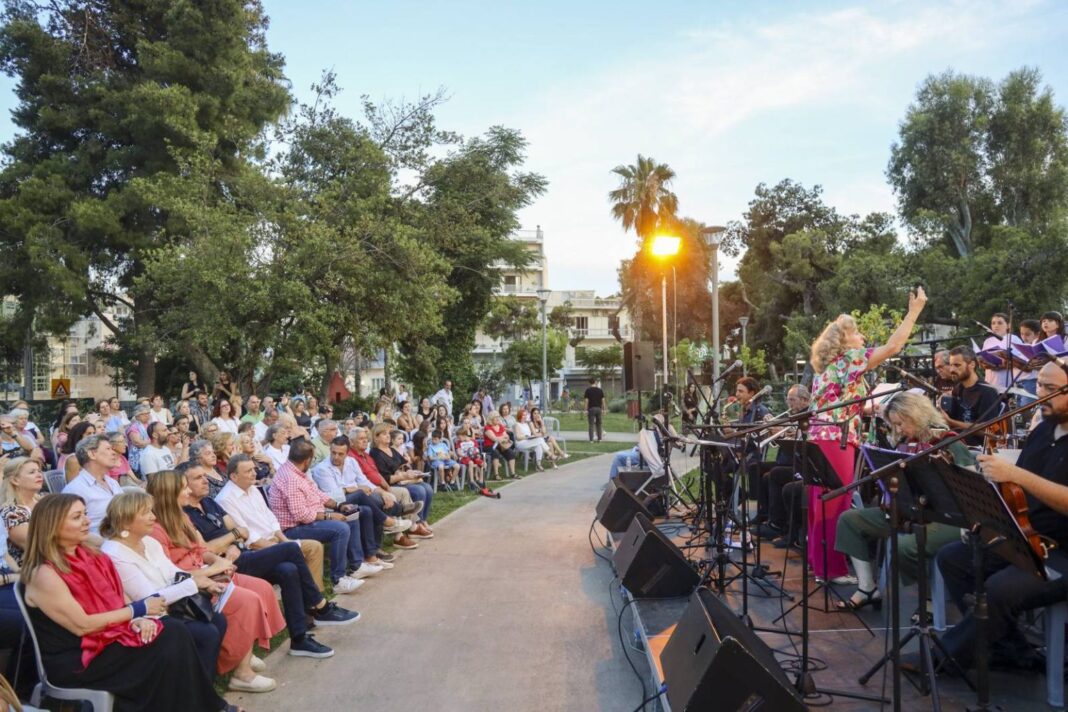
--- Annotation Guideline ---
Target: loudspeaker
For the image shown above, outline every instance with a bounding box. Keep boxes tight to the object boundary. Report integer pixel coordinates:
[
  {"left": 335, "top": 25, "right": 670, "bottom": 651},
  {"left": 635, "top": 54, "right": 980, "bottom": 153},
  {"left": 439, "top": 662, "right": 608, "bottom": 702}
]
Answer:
[
  {"left": 616, "top": 468, "right": 667, "bottom": 495},
  {"left": 613, "top": 513, "right": 699, "bottom": 598},
  {"left": 662, "top": 588, "right": 805, "bottom": 712},
  {"left": 623, "top": 341, "right": 655, "bottom": 391},
  {"left": 595, "top": 479, "right": 651, "bottom": 534}
]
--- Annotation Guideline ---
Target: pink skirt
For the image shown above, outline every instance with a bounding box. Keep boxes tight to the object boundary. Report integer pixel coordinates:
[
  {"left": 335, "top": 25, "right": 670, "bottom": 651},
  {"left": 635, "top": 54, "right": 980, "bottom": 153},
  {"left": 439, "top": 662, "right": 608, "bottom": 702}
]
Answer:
[{"left": 807, "top": 442, "right": 856, "bottom": 579}]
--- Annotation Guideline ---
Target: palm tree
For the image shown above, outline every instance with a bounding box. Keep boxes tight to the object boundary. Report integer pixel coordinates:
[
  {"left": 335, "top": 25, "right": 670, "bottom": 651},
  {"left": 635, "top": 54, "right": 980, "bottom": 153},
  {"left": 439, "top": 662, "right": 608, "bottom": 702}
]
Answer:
[{"left": 608, "top": 155, "right": 679, "bottom": 241}]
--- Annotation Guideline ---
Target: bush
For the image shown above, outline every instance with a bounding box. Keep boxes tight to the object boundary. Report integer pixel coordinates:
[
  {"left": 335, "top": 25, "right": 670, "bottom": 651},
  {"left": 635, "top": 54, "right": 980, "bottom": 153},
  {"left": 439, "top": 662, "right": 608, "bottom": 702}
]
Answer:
[
  {"left": 607, "top": 397, "right": 627, "bottom": 413},
  {"left": 331, "top": 393, "right": 375, "bottom": 417}
]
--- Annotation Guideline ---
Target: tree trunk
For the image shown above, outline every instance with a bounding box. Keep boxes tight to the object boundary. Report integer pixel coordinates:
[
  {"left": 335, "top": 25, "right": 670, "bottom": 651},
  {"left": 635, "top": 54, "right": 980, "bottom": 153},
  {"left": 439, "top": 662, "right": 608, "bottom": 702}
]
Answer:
[
  {"left": 320, "top": 352, "right": 335, "bottom": 402},
  {"left": 383, "top": 347, "right": 392, "bottom": 391},
  {"left": 133, "top": 301, "right": 156, "bottom": 398}
]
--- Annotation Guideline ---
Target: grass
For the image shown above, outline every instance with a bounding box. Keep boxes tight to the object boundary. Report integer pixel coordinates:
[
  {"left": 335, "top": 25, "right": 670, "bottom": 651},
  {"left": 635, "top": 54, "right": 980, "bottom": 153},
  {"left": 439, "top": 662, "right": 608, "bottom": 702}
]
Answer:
[{"left": 552, "top": 411, "right": 636, "bottom": 433}]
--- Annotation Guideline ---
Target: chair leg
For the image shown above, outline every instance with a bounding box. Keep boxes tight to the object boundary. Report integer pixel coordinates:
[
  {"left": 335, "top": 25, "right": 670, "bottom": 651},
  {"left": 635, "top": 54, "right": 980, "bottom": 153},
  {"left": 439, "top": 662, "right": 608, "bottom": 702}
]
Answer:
[
  {"left": 1046, "top": 602, "right": 1065, "bottom": 709},
  {"left": 932, "top": 560, "right": 947, "bottom": 632}
]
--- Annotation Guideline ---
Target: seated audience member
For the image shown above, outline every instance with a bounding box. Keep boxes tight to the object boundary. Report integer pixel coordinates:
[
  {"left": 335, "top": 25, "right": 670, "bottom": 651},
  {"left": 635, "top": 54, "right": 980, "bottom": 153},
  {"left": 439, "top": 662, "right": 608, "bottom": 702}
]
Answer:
[
  {"left": 146, "top": 470, "right": 332, "bottom": 663},
  {"left": 51, "top": 410, "right": 81, "bottom": 453},
  {"left": 253, "top": 406, "right": 279, "bottom": 444},
  {"left": 125, "top": 404, "right": 152, "bottom": 477},
  {"left": 292, "top": 399, "right": 312, "bottom": 429},
  {"left": 105, "top": 432, "right": 141, "bottom": 487},
  {"left": 188, "top": 438, "right": 226, "bottom": 498},
  {"left": 139, "top": 422, "right": 176, "bottom": 477},
  {"left": 10, "top": 408, "right": 44, "bottom": 455},
  {"left": 169, "top": 418, "right": 191, "bottom": 464},
  {"left": 311, "top": 419, "right": 339, "bottom": 466},
  {"left": 216, "top": 456, "right": 325, "bottom": 590},
  {"left": 62, "top": 435, "right": 124, "bottom": 536},
  {"left": 0, "top": 518, "right": 35, "bottom": 700},
  {"left": 60, "top": 421, "right": 99, "bottom": 481},
  {"left": 99, "top": 492, "right": 241, "bottom": 689},
  {"left": 513, "top": 408, "right": 551, "bottom": 470},
  {"left": 607, "top": 446, "right": 641, "bottom": 481},
  {"left": 211, "top": 399, "right": 240, "bottom": 436},
  {"left": 190, "top": 391, "right": 213, "bottom": 434},
  {"left": 530, "top": 407, "right": 566, "bottom": 460},
  {"left": 370, "top": 424, "right": 436, "bottom": 522},
  {"left": 426, "top": 429, "right": 461, "bottom": 490},
  {"left": 310, "top": 437, "right": 412, "bottom": 552},
  {"left": 21, "top": 494, "right": 231, "bottom": 711},
  {"left": 348, "top": 428, "right": 431, "bottom": 542},
  {"left": 100, "top": 399, "right": 125, "bottom": 435},
  {"left": 237, "top": 429, "right": 273, "bottom": 482},
  {"left": 455, "top": 419, "right": 485, "bottom": 489},
  {"left": 240, "top": 395, "right": 264, "bottom": 425},
  {"left": 939, "top": 346, "right": 1001, "bottom": 445},
  {"left": 483, "top": 412, "right": 517, "bottom": 479},
  {"left": 267, "top": 439, "right": 383, "bottom": 593},
  {"left": 148, "top": 395, "right": 172, "bottom": 426},
  {"left": 396, "top": 400, "right": 418, "bottom": 433},
  {"left": 1, "top": 415, "right": 39, "bottom": 467},
  {"left": 2, "top": 457, "right": 44, "bottom": 567},
  {"left": 262, "top": 423, "right": 291, "bottom": 471},
  {"left": 183, "top": 459, "right": 356, "bottom": 634}
]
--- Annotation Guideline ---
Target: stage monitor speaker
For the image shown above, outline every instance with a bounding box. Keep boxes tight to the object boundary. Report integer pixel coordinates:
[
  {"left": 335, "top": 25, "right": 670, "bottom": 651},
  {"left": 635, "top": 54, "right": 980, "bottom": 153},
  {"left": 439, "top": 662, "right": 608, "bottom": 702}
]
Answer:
[
  {"left": 595, "top": 479, "right": 651, "bottom": 534},
  {"left": 613, "top": 513, "right": 698, "bottom": 598},
  {"left": 662, "top": 588, "right": 805, "bottom": 712},
  {"left": 623, "top": 341, "right": 655, "bottom": 391},
  {"left": 616, "top": 469, "right": 667, "bottom": 495}
]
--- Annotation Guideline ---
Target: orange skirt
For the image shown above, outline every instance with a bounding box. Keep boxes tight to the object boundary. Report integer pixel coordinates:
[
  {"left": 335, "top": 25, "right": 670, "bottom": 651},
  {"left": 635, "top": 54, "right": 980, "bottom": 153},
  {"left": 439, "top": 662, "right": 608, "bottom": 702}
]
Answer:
[{"left": 216, "top": 572, "right": 285, "bottom": 673}]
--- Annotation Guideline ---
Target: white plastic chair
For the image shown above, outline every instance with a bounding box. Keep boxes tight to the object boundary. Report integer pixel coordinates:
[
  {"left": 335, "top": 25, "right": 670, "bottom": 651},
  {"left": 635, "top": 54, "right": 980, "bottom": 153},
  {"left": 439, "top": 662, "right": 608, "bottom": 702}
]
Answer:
[
  {"left": 14, "top": 583, "right": 115, "bottom": 712},
  {"left": 544, "top": 416, "right": 568, "bottom": 454},
  {"left": 43, "top": 469, "right": 66, "bottom": 495}
]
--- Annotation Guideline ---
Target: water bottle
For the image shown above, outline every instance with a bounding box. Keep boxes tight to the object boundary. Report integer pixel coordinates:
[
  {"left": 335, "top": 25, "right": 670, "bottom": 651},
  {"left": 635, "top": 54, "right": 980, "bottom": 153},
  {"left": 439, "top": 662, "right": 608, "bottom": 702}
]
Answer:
[{"left": 625, "top": 453, "right": 634, "bottom": 470}]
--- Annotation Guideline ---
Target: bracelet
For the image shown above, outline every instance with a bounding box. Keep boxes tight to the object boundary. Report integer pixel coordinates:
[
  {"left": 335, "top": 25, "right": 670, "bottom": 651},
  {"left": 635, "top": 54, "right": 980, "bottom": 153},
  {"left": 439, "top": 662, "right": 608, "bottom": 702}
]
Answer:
[{"left": 130, "top": 599, "right": 148, "bottom": 618}]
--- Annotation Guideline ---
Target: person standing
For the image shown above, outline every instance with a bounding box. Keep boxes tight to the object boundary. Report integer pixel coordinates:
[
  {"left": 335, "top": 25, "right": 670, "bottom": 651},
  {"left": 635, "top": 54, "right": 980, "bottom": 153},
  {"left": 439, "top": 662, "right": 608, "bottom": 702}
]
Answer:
[
  {"left": 806, "top": 286, "right": 927, "bottom": 582},
  {"left": 583, "top": 378, "right": 605, "bottom": 442},
  {"left": 432, "top": 379, "right": 454, "bottom": 420}
]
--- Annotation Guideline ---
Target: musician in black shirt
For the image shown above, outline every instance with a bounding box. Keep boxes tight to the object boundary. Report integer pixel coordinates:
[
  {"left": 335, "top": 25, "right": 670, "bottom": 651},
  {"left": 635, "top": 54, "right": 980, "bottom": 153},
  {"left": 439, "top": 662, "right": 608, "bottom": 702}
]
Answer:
[
  {"left": 940, "top": 345, "right": 1001, "bottom": 446},
  {"left": 929, "top": 361, "right": 1068, "bottom": 672}
]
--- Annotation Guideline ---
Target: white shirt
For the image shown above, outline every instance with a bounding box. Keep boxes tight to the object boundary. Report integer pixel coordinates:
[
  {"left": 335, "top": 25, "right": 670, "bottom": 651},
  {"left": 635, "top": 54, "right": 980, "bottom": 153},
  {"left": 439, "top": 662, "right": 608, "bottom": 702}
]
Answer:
[
  {"left": 102, "top": 537, "right": 198, "bottom": 604},
  {"left": 63, "top": 470, "right": 123, "bottom": 535},
  {"left": 215, "top": 481, "right": 281, "bottom": 546},
  {"left": 211, "top": 417, "right": 240, "bottom": 435},
  {"left": 253, "top": 420, "right": 269, "bottom": 443},
  {"left": 149, "top": 408, "right": 173, "bottom": 426},
  {"left": 309, "top": 456, "right": 375, "bottom": 501},
  {"left": 139, "top": 444, "right": 175, "bottom": 475},
  {"left": 263, "top": 444, "right": 290, "bottom": 470},
  {"left": 432, "top": 388, "right": 454, "bottom": 415},
  {"left": 396, "top": 391, "right": 409, "bottom": 404}
]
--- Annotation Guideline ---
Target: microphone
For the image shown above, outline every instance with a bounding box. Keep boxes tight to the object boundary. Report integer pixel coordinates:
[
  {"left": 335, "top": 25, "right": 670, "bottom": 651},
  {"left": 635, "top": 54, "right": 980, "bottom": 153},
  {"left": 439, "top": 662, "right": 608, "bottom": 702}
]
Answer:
[
  {"left": 974, "top": 320, "right": 997, "bottom": 337},
  {"left": 718, "top": 360, "right": 743, "bottom": 379},
  {"left": 840, "top": 418, "right": 850, "bottom": 450},
  {"left": 751, "top": 385, "right": 773, "bottom": 401},
  {"left": 883, "top": 363, "right": 940, "bottom": 397}
]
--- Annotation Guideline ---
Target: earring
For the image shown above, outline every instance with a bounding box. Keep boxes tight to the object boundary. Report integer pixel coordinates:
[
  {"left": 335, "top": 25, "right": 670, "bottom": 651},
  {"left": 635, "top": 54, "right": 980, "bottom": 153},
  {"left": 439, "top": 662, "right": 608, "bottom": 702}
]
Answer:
[{"left": 120, "top": 530, "right": 130, "bottom": 539}]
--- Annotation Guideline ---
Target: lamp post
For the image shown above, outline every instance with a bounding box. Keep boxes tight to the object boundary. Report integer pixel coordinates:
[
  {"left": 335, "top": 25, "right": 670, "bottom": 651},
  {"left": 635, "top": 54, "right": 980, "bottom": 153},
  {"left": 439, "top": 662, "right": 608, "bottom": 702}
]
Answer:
[
  {"left": 706, "top": 230, "right": 724, "bottom": 397},
  {"left": 738, "top": 315, "right": 749, "bottom": 376},
  {"left": 650, "top": 235, "right": 681, "bottom": 391},
  {"left": 536, "top": 288, "right": 551, "bottom": 411}
]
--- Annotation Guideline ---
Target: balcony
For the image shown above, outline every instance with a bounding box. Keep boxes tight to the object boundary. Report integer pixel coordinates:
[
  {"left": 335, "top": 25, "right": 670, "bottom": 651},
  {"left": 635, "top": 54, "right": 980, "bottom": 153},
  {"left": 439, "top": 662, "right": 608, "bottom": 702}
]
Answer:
[
  {"left": 559, "top": 297, "right": 621, "bottom": 310},
  {"left": 572, "top": 327, "right": 631, "bottom": 340},
  {"left": 494, "top": 284, "right": 543, "bottom": 296},
  {"left": 510, "top": 229, "right": 543, "bottom": 243}
]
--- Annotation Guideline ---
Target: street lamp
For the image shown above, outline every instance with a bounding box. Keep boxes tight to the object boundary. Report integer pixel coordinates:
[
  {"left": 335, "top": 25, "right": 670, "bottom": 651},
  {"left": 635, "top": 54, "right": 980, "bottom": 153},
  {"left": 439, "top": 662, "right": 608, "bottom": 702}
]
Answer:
[
  {"left": 536, "top": 288, "right": 551, "bottom": 411},
  {"left": 738, "top": 315, "right": 750, "bottom": 376},
  {"left": 705, "top": 229, "right": 724, "bottom": 397},
  {"left": 649, "top": 235, "right": 681, "bottom": 390}
]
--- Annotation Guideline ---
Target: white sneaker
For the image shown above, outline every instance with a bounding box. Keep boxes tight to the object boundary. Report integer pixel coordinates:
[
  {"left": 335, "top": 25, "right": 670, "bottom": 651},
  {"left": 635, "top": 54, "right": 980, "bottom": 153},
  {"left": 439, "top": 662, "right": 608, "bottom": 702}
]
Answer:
[
  {"left": 350, "top": 562, "right": 383, "bottom": 579},
  {"left": 384, "top": 518, "right": 413, "bottom": 535},
  {"left": 333, "top": 576, "right": 364, "bottom": 594},
  {"left": 369, "top": 559, "right": 394, "bottom": 570}
]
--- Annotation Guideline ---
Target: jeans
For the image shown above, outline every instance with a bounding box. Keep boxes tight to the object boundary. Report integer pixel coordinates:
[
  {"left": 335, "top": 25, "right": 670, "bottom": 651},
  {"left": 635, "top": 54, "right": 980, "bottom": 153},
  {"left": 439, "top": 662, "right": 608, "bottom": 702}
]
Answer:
[
  {"left": 588, "top": 407, "right": 603, "bottom": 441},
  {"left": 236, "top": 541, "right": 323, "bottom": 638},
  {"left": 284, "top": 519, "right": 365, "bottom": 583},
  {"left": 344, "top": 491, "right": 390, "bottom": 548},
  {"left": 936, "top": 541, "right": 1068, "bottom": 668},
  {"left": 402, "top": 482, "right": 434, "bottom": 522},
  {"left": 0, "top": 584, "right": 36, "bottom": 699},
  {"left": 764, "top": 465, "right": 800, "bottom": 530},
  {"left": 181, "top": 615, "right": 227, "bottom": 681},
  {"left": 609, "top": 447, "right": 641, "bottom": 480}
]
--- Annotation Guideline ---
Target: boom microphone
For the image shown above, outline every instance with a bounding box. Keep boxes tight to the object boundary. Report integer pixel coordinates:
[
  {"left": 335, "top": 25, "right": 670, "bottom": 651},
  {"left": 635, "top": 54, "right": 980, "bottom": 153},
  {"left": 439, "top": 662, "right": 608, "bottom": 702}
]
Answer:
[
  {"left": 883, "top": 363, "right": 940, "bottom": 397},
  {"left": 751, "top": 385, "right": 773, "bottom": 401},
  {"left": 720, "top": 360, "right": 744, "bottom": 378}
]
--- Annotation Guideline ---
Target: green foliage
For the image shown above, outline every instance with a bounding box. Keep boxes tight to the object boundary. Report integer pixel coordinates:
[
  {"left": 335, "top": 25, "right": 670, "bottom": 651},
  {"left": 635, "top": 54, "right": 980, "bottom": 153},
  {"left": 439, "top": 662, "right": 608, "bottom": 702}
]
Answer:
[
  {"left": 483, "top": 297, "right": 539, "bottom": 341},
  {"left": 501, "top": 329, "right": 567, "bottom": 392},
  {"left": 737, "top": 344, "right": 768, "bottom": 378},
  {"left": 849, "top": 305, "right": 906, "bottom": 348},
  {"left": 575, "top": 345, "right": 623, "bottom": 385},
  {"left": 608, "top": 155, "right": 679, "bottom": 241}
]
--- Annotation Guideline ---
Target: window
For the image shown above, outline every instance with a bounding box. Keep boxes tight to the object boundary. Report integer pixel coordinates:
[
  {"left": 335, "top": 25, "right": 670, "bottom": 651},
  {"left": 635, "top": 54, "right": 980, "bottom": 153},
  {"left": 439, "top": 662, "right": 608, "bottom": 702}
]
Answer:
[
  {"left": 503, "top": 275, "right": 517, "bottom": 293},
  {"left": 372, "top": 377, "right": 385, "bottom": 392},
  {"left": 574, "top": 316, "right": 588, "bottom": 336},
  {"left": 32, "top": 348, "right": 52, "bottom": 394}
]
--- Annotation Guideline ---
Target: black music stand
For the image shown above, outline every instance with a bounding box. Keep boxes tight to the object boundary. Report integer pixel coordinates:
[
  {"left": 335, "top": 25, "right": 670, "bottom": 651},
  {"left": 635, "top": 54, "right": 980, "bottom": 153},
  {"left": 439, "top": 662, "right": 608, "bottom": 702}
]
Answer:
[{"left": 937, "top": 460, "right": 1046, "bottom": 712}]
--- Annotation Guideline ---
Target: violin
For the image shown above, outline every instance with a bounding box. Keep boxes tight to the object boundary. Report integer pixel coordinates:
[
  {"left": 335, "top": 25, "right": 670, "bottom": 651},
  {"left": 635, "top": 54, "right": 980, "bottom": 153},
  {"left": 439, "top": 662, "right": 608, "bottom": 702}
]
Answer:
[{"left": 984, "top": 433, "right": 1047, "bottom": 561}]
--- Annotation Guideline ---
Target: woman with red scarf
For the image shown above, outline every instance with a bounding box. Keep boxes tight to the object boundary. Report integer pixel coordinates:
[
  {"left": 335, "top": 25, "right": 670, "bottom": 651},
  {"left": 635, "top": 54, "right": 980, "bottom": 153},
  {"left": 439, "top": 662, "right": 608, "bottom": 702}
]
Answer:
[{"left": 21, "top": 494, "right": 234, "bottom": 711}]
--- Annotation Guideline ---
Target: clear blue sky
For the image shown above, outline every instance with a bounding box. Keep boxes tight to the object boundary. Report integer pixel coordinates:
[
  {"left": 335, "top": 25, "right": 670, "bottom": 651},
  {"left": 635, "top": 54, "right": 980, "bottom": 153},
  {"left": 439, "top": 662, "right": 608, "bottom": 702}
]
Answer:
[{"left": 3, "top": 0, "right": 1067, "bottom": 295}]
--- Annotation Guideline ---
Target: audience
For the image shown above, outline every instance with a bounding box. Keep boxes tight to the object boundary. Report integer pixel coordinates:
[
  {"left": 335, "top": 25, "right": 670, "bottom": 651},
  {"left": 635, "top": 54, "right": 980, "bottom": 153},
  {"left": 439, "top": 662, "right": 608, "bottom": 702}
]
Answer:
[
  {"left": 139, "top": 422, "right": 176, "bottom": 477},
  {"left": 2, "top": 457, "right": 44, "bottom": 567},
  {"left": 62, "top": 435, "right": 124, "bottom": 535}
]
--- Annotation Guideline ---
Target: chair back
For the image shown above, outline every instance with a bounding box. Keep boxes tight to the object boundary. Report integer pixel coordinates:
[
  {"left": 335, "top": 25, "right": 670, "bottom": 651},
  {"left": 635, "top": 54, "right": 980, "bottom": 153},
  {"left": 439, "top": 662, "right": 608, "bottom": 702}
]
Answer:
[
  {"left": 544, "top": 416, "right": 561, "bottom": 435},
  {"left": 44, "top": 470, "right": 67, "bottom": 494},
  {"left": 13, "top": 582, "right": 51, "bottom": 690}
]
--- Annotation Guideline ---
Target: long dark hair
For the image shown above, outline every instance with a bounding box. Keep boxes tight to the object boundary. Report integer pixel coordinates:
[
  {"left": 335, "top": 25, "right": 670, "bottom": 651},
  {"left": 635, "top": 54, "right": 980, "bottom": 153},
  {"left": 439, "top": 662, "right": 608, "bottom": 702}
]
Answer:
[{"left": 61, "top": 421, "right": 96, "bottom": 455}]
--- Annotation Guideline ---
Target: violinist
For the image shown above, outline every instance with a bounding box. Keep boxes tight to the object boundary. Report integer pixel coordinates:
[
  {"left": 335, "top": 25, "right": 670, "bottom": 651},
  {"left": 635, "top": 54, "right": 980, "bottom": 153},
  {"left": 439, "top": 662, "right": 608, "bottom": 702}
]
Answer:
[
  {"left": 939, "top": 346, "right": 1000, "bottom": 446},
  {"left": 926, "top": 361, "right": 1068, "bottom": 674},
  {"left": 833, "top": 392, "right": 974, "bottom": 611}
]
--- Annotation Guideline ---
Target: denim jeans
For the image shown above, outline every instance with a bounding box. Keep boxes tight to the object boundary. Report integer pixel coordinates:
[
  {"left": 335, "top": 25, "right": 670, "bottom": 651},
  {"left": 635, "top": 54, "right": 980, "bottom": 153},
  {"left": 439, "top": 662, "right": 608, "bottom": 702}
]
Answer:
[
  {"left": 402, "top": 482, "right": 434, "bottom": 522},
  {"left": 608, "top": 447, "right": 640, "bottom": 479},
  {"left": 284, "top": 519, "right": 364, "bottom": 583},
  {"left": 344, "top": 491, "right": 389, "bottom": 550},
  {"left": 236, "top": 541, "right": 323, "bottom": 637},
  {"left": 181, "top": 615, "right": 227, "bottom": 680}
]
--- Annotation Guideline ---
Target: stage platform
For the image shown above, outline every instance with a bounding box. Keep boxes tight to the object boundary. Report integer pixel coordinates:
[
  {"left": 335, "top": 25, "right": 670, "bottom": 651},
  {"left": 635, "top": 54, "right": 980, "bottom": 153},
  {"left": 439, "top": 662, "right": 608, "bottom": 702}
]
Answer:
[{"left": 602, "top": 513, "right": 1061, "bottom": 711}]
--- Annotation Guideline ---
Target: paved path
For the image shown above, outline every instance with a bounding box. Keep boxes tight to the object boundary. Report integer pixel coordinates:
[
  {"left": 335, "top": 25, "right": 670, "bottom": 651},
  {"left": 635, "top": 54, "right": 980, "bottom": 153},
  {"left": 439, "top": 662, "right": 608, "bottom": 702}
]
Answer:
[
  {"left": 560, "top": 430, "right": 638, "bottom": 443},
  {"left": 229, "top": 454, "right": 650, "bottom": 712}
]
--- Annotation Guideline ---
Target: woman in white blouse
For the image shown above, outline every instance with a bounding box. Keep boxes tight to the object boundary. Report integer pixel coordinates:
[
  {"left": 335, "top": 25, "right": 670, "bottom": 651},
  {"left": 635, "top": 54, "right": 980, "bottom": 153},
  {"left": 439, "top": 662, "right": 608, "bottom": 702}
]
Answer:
[
  {"left": 100, "top": 491, "right": 275, "bottom": 693},
  {"left": 261, "top": 423, "right": 290, "bottom": 471},
  {"left": 512, "top": 408, "right": 550, "bottom": 471},
  {"left": 210, "top": 399, "right": 240, "bottom": 436}
]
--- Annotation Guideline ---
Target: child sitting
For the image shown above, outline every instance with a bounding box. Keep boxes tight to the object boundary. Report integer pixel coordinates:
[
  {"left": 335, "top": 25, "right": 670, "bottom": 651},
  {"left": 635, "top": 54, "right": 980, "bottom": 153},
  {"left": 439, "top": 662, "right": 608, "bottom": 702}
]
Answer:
[
  {"left": 426, "top": 429, "right": 461, "bottom": 491},
  {"left": 456, "top": 421, "right": 485, "bottom": 489}
]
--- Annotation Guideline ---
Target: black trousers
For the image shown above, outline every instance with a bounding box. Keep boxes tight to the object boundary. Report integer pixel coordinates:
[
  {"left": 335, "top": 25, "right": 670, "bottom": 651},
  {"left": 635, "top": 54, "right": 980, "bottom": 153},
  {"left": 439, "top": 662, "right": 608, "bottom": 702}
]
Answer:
[{"left": 936, "top": 540, "right": 1068, "bottom": 668}]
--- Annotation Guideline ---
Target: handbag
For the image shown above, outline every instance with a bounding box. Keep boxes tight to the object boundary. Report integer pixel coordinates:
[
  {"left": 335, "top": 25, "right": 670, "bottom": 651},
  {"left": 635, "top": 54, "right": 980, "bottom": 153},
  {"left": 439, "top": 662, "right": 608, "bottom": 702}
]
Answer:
[{"left": 168, "top": 572, "right": 215, "bottom": 623}]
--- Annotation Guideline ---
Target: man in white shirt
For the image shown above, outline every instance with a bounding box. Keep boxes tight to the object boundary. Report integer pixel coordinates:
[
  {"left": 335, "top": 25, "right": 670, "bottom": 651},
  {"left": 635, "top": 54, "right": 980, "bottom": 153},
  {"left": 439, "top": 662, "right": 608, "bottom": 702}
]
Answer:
[
  {"left": 63, "top": 435, "right": 123, "bottom": 535},
  {"left": 215, "top": 455, "right": 327, "bottom": 591},
  {"left": 253, "top": 407, "right": 279, "bottom": 444},
  {"left": 432, "top": 379, "right": 454, "bottom": 418},
  {"left": 139, "top": 422, "right": 176, "bottom": 476},
  {"left": 309, "top": 439, "right": 412, "bottom": 548}
]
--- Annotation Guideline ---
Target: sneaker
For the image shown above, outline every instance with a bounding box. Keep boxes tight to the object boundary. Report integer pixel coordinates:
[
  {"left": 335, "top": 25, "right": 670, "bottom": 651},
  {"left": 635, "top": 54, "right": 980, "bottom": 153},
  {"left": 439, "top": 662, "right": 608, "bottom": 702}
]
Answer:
[
  {"left": 349, "top": 562, "right": 383, "bottom": 579},
  {"left": 384, "top": 518, "right": 413, "bottom": 535},
  {"left": 369, "top": 558, "right": 394, "bottom": 570},
  {"left": 376, "top": 551, "right": 396, "bottom": 563},
  {"left": 311, "top": 601, "right": 360, "bottom": 626},
  {"left": 289, "top": 634, "right": 335, "bottom": 659},
  {"left": 332, "top": 576, "right": 364, "bottom": 594}
]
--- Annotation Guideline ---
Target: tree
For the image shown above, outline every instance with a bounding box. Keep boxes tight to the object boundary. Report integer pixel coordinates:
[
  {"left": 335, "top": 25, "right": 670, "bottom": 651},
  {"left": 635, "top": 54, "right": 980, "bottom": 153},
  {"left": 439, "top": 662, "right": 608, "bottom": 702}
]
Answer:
[
  {"left": 501, "top": 329, "right": 567, "bottom": 397},
  {"left": 0, "top": 0, "right": 290, "bottom": 395},
  {"left": 483, "top": 297, "right": 539, "bottom": 342},
  {"left": 576, "top": 345, "right": 623, "bottom": 387},
  {"left": 608, "top": 155, "right": 679, "bottom": 241}
]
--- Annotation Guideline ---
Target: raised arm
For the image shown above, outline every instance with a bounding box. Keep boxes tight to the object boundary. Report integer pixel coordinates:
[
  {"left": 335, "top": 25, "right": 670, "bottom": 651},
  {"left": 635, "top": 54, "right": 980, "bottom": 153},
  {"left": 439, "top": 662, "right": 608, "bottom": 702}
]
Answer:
[{"left": 866, "top": 287, "right": 927, "bottom": 372}]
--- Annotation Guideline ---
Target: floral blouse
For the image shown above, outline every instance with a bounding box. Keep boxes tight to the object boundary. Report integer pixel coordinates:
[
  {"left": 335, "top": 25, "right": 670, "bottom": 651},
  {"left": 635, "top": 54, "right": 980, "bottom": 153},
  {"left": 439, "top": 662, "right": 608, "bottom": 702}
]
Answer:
[{"left": 809, "top": 347, "right": 874, "bottom": 447}]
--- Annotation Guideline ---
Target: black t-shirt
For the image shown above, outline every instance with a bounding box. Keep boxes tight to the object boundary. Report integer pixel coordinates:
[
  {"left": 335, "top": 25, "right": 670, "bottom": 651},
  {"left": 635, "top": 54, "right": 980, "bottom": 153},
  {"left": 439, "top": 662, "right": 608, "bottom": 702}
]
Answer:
[
  {"left": 184, "top": 497, "right": 231, "bottom": 542},
  {"left": 584, "top": 387, "right": 605, "bottom": 409},
  {"left": 947, "top": 381, "right": 1001, "bottom": 445},
  {"left": 1017, "top": 418, "right": 1068, "bottom": 550}
]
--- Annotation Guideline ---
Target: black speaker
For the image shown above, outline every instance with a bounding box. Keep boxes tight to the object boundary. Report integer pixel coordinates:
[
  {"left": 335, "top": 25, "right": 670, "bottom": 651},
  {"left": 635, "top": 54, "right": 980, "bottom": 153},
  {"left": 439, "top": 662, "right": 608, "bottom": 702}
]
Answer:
[
  {"left": 595, "top": 479, "right": 651, "bottom": 534},
  {"left": 662, "top": 588, "right": 805, "bottom": 712},
  {"left": 616, "top": 468, "right": 667, "bottom": 495},
  {"left": 613, "top": 513, "right": 698, "bottom": 598},
  {"left": 623, "top": 341, "right": 655, "bottom": 391}
]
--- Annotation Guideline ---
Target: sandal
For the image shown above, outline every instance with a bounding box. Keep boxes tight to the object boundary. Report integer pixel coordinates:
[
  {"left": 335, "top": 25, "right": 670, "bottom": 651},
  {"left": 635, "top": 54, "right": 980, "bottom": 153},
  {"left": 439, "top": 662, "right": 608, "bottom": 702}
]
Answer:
[{"left": 836, "top": 588, "right": 882, "bottom": 612}]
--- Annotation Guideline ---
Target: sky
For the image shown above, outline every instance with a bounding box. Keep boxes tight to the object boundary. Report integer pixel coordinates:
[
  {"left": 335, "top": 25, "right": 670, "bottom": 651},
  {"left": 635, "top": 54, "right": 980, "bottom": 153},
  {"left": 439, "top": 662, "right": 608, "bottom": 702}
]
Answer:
[{"left": 2, "top": 0, "right": 1067, "bottom": 296}]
